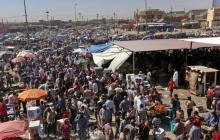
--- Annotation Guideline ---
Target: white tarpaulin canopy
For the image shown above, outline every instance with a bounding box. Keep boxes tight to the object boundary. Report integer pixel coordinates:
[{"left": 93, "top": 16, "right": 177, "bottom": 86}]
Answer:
[
  {"left": 113, "top": 37, "right": 220, "bottom": 52},
  {"left": 92, "top": 45, "right": 131, "bottom": 72},
  {"left": 93, "top": 37, "right": 220, "bottom": 72},
  {"left": 181, "top": 37, "right": 220, "bottom": 45},
  {"left": 109, "top": 49, "right": 132, "bottom": 72}
]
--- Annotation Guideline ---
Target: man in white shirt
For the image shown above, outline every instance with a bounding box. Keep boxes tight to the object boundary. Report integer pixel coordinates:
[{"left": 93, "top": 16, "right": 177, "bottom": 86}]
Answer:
[
  {"left": 92, "top": 81, "right": 98, "bottom": 95},
  {"left": 137, "top": 95, "right": 147, "bottom": 111},
  {"left": 126, "top": 88, "right": 133, "bottom": 102},
  {"left": 107, "top": 85, "right": 113, "bottom": 97},
  {"left": 134, "top": 93, "right": 140, "bottom": 110},
  {"left": 173, "top": 69, "right": 179, "bottom": 88},
  {"left": 146, "top": 70, "right": 152, "bottom": 83},
  {"left": 8, "top": 93, "right": 14, "bottom": 105}
]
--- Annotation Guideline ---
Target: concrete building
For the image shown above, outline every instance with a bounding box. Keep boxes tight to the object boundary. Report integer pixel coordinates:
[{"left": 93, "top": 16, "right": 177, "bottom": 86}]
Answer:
[
  {"left": 0, "top": 23, "right": 8, "bottom": 33},
  {"left": 207, "top": 7, "right": 220, "bottom": 27},
  {"left": 164, "top": 11, "right": 188, "bottom": 28},
  {"left": 170, "top": 11, "right": 186, "bottom": 18},
  {"left": 187, "top": 9, "right": 208, "bottom": 21},
  {"left": 185, "top": 9, "right": 208, "bottom": 28},
  {"left": 136, "top": 9, "right": 165, "bottom": 23}
]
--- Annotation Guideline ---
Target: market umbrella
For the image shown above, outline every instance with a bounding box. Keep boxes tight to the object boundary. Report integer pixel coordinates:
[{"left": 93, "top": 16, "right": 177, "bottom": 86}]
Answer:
[
  {"left": 17, "top": 51, "right": 35, "bottom": 59},
  {"left": 24, "top": 53, "right": 35, "bottom": 59},
  {"left": 18, "top": 89, "right": 48, "bottom": 101},
  {"left": 0, "top": 120, "right": 28, "bottom": 139},
  {"left": 75, "top": 58, "right": 88, "bottom": 65},
  {"left": 11, "top": 57, "right": 25, "bottom": 64}
]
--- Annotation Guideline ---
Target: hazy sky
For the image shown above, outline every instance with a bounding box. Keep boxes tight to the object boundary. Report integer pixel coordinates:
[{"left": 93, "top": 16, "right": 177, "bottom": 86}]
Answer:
[{"left": 0, "top": 0, "right": 212, "bottom": 22}]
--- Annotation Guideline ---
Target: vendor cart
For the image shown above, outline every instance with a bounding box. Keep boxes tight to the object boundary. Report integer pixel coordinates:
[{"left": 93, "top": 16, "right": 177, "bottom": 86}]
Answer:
[{"left": 187, "top": 66, "right": 218, "bottom": 95}]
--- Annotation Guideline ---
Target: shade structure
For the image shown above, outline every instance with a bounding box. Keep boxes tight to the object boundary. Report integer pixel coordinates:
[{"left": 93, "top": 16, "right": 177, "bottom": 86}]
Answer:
[
  {"left": 92, "top": 45, "right": 124, "bottom": 67},
  {"left": 181, "top": 37, "right": 220, "bottom": 46},
  {"left": 18, "top": 89, "right": 48, "bottom": 101},
  {"left": 0, "top": 120, "right": 28, "bottom": 139},
  {"left": 111, "top": 37, "right": 220, "bottom": 73},
  {"left": 113, "top": 39, "right": 220, "bottom": 52},
  {"left": 88, "top": 43, "right": 112, "bottom": 53},
  {"left": 11, "top": 57, "right": 25, "bottom": 64},
  {"left": 92, "top": 45, "right": 132, "bottom": 72}
]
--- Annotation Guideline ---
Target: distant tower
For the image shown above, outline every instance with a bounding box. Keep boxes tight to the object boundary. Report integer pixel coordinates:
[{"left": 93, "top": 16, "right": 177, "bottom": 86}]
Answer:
[{"left": 46, "top": 10, "right": 49, "bottom": 21}]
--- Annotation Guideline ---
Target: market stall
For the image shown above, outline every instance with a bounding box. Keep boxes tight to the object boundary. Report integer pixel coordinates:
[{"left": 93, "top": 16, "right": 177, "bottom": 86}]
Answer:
[
  {"left": 18, "top": 89, "right": 48, "bottom": 101},
  {"left": 17, "top": 50, "right": 35, "bottom": 59},
  {"left": 29, "top": 120, "right": 44, "bottom": 139},
  {"left": 0, "top": 120, "right": 28, "bottom": 139},
  {"left": 17, "top": 89, "right": 47, "bottom": 139},
  {"left": 187, "top": 66, "right": 219, "bottom": 95}
]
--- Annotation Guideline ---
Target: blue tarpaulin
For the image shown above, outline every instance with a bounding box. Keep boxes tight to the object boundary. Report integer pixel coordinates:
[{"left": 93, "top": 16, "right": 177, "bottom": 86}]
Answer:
[{"left": 88, "top": 43, "right": 112, "bottom": 53}]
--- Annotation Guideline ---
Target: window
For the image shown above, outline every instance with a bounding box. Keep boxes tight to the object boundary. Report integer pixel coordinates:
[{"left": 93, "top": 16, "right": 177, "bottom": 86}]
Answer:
[{"left": 214, "top": 12, "right": 220, "bottom": 17}]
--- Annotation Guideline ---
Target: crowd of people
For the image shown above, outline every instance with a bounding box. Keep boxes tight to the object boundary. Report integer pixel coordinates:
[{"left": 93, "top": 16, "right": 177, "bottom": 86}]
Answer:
[{"left": 0, "top": 46, "right": 220, "bottom": 140}]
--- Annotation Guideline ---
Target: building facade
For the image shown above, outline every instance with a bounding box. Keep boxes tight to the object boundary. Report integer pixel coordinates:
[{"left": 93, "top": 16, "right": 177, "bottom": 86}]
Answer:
[
  {"left": 187, "top": 9, "right": 208, "bottom": 21},
  {"left": 136, "top": 9, "right": 165, "bottom": 23},
  {"left": 207, "top": 8, "right": 220, "bottom": 27},
  {"left": 0, "top": 23, "right": 8, "bottom": 34}
]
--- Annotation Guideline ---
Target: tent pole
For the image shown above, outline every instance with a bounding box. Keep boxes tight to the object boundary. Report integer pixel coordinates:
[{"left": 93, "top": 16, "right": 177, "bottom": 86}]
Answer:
[
  {"left": 133, "top": 52, "right": 135, "bottom": 74},
  {"left": 204, "top": 72, "right": 207, "bottom": 95},
  {"left": 186, "top": 42, "right": 192, "bottom": 67},
  {"left": 214, "top": 72, "right": 217, "bottom": 87},
  {"left": 185, "top": 50, "right": 188, "bottom": 66}
]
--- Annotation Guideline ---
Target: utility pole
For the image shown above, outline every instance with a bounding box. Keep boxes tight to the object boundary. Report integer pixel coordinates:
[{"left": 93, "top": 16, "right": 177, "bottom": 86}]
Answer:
[
  {"left": 96, "top": 14, "right": 99, "bottom": 20},
  {"left": 74, "top": 3, "right": 77, "bottom": 26},
  {"left": 96, "top": 14, "right": 99, "bottom": 27},
  {"left": 169, "top": 0, "right": 173, "bottom": 24},
  {"left": 170, "top": 7, "right": 173, "bottom": 24},
  {"left": 24, "top": 0, "right": 30, "bottom": 47},
  {"left": 1, "top": 19, "right": 4, "bottom": 33},
  {"left": 46, "top": 10, "right": 49, "bottom": 21},
  {"left": 45, "top": 10, "right": 50, "bottom": 28},
  {"left": 113, "top": 12, "right": 116, "bottom": 32},
  {"left": 79, "top": 12, "right": 81, "bottom": 21},
  {"left": 145, "top": 0, "right": 148, "bottom": 33},
  {"left": 136, "top": 9, "right": 139, "bottom": 37}
]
